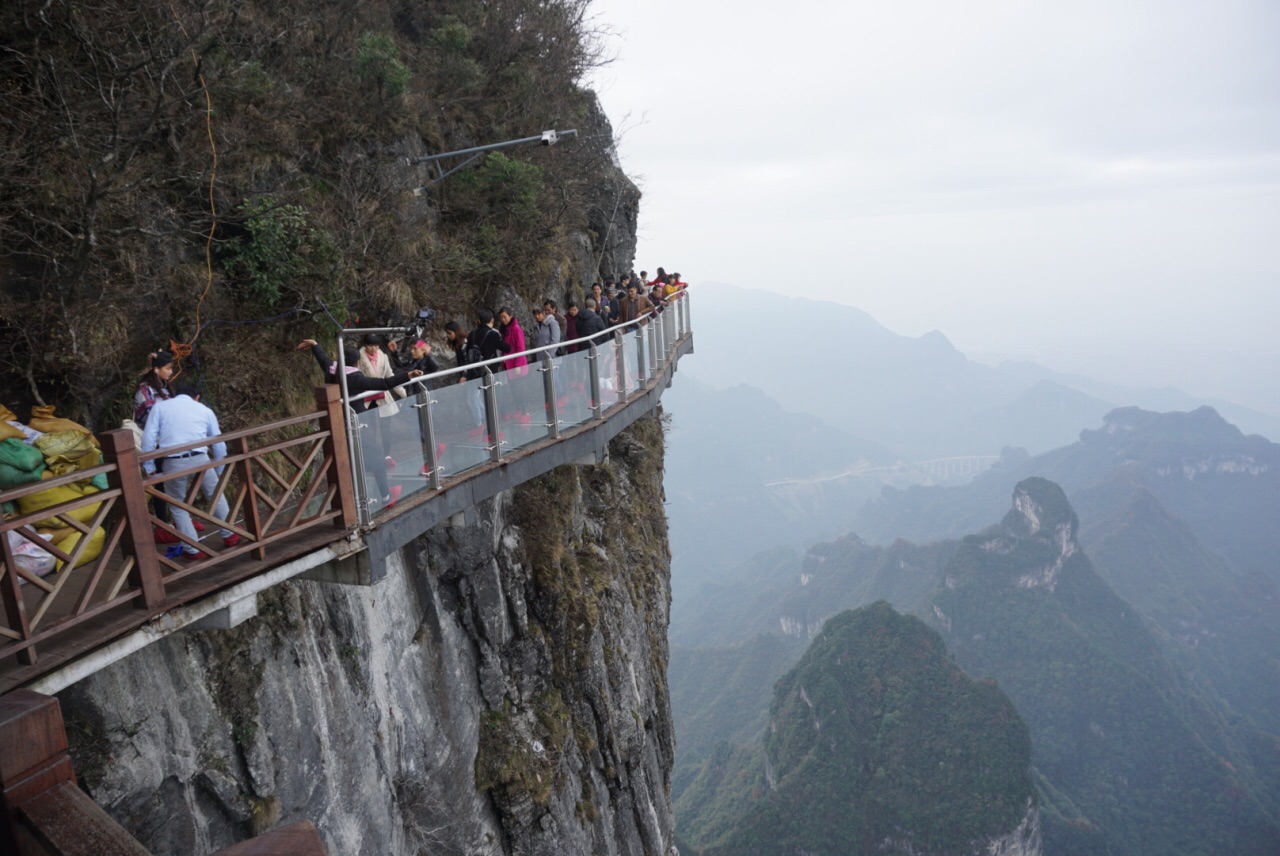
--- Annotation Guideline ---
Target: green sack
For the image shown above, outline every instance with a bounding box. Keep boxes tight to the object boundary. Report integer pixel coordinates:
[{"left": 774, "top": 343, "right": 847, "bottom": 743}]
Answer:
[
  {"left": 0, "top": 437, "right": 44, "bottom": 473},
  {"left": 90, "top": 471, "right": 109, "bottom": 491},
  {"left": 1, "top": 500, "right": 14, "bottom": 518},
  {"left": 0, "top": 460, "right": 46, "bottom": 489}
]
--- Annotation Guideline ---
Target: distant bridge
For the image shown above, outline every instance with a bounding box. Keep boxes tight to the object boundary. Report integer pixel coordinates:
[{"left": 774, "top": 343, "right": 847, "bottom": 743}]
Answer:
[{"left": 764, "top": 455, "right": 1000, "bottom": 488}]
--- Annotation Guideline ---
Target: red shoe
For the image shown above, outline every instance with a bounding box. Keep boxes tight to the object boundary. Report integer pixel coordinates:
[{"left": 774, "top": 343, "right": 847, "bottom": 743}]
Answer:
[
  {"left": 223, "top": 534, "right": 241, "bottom": 548},
  {"left": 385, "top": 455, "right": 398, "bottom": 469},
  {"left": 385, "top": 485, "right": 403, "bottom": 508},
  {"left": 193, "top": 520, "right": 206, "bottom": 532},
  {"left": 153, "top": 527, "right": 180, "bottom": 544},
  {"left": 181, "top": 550, "right": 209, "bottom": 561}
]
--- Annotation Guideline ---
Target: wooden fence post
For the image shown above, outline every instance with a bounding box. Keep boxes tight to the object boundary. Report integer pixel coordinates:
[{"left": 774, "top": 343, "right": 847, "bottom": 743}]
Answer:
[
  {"left": 100, "top": 430, "right": 165, "bottom": 610},
  {"left": 231, "top": 436, "right": 267, "bottom": 562},
  {"left": 316, "top": 386, "right": 357, "bottom": 530},
  {"left": 0, "top": 690, "right": 75, "bottom": 854}
]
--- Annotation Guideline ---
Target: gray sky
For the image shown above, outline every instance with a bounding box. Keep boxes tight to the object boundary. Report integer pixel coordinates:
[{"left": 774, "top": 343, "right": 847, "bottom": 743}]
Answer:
[{"left": 588, "top": 0, "right": 1280, "bottom": 414}]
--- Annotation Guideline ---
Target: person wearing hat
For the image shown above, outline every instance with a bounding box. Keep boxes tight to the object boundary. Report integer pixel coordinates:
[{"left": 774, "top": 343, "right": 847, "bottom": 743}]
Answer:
[{"left": 388, "top": 338, "right": 441, "bottom": 379}]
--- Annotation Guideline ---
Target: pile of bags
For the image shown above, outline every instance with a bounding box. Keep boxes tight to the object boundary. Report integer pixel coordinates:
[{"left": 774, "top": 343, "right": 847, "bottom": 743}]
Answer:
[{"left": 1, "top": 405, "right": 107, "bottom": 576}]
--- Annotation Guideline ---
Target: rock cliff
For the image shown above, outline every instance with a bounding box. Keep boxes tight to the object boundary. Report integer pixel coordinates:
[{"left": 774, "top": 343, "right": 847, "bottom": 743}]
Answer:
[{"left": 57, "top": 416, "right": 675, "bottom": 856}]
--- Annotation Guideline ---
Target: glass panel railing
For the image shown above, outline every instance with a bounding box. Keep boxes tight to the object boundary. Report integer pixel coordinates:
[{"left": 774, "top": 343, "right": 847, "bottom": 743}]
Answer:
[
  {"left": 353, "top": 406, "right": 393, "bottom": 511},
  {"left": 373, "top": 388, "right": 436, "bottom": 507},
  {"left": 429, "top": 375, "right": 492, "bottom": 478},
  {"left": 554, "top": 349, "right": 594, "bottom": 428},
  {"left": 344, "top": 292, "right": 692, "bottom": 508},
  {"left": 493, "top": 364, "right": 551, "bottom": 453},
  {"left": 596, "top": 341, "right": 620, "bottom": 411},
  {"left": 623, "top": 328, "right": 642, "bottom": 394}
]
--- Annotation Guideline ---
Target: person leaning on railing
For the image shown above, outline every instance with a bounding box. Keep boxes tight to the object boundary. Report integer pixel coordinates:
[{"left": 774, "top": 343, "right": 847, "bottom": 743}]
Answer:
[{"left": 296, "top": 339, "right": 425, "bottom": 509}]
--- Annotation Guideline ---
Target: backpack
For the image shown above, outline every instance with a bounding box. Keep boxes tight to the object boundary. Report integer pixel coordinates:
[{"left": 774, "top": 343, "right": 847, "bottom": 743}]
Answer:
[{"left": 462, "top": 343, "right": 487, "bottom": 380}]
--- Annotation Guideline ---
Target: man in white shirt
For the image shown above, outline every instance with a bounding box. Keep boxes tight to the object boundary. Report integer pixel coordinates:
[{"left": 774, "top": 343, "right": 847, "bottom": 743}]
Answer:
[{"left": 140, "top": 382, "right": 238, "bottom": 559}]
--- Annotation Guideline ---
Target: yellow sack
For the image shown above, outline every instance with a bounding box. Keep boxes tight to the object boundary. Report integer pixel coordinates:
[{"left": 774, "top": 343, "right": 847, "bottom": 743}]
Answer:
[
  {"left": 16, "top": 482, "right": 103, "bottom": 529},
  {"left": 35, "top": 430, "right": 100, "bottom": 476},
  {"left": 0, "top": 404, "right": 16, "bottom": 422},
  {"left": 28, "top": 405, "right": 99, "bottom": 449},
  {"left": 51, "top": 526, "right": 106, "bottom": 571},
  {"left": 0, "top": 422, "right": 24, "bottom": 442}
]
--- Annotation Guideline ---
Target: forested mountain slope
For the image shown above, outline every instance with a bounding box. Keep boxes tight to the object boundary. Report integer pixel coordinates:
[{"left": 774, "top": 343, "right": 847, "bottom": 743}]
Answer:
[{"left": 1, "top": 0, "right": 633, "bottom": 428}]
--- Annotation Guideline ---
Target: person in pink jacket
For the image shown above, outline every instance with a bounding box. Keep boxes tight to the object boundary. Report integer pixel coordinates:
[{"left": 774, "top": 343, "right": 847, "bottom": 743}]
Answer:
[{"left": 498, "top": 308, "right": 528, "bottom": 374}]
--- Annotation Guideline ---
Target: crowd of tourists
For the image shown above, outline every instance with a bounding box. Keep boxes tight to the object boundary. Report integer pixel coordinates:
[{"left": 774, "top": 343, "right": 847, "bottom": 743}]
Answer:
[{"left": 119, "top": 268, "right": 688, "bottom": 553}]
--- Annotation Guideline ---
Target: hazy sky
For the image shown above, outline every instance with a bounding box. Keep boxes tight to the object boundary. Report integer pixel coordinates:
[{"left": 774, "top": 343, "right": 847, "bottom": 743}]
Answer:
[{"left": 587, "top": 0, "right": 1280, "bottom": 413}]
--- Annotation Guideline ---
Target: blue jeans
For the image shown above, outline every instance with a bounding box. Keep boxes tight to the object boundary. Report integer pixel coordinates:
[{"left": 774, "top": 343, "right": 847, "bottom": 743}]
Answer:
[{"left": 162, "top": 452, "right": 231, "bottom": 554}]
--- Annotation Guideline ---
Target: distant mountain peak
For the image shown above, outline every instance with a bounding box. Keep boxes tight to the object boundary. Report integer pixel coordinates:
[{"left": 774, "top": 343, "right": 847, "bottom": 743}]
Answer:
[
  {"left": 962, "top": 479, "right": 1081, "bottom": 594},
  {"left": 1005, "top": 477, "right": 1079, "bottom": 542},
  {"left": 1088, "top": 405, "right": 1243, "bottom": 445}
]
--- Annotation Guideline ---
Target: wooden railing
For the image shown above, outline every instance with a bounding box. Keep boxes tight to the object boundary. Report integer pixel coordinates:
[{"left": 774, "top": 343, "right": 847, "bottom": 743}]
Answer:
[{"left": 0, "top": 386, "right": 355, "bottom": 671}]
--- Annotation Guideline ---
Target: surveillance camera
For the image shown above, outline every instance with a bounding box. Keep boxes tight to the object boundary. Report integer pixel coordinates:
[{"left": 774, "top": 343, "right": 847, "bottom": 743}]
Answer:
[{"left": 540, "top": 130, "right": 558, "bottom": 146}]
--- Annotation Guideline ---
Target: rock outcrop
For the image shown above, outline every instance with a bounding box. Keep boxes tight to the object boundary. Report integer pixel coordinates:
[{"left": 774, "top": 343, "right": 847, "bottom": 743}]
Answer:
[{"left": 58, "top": 417, "right": 676, "bottom": 856}]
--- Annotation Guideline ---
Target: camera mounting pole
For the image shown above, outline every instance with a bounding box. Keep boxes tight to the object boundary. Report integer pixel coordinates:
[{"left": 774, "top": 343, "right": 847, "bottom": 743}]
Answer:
[{"left": 407, "top": 129, "right": 578, "bottom": 195}]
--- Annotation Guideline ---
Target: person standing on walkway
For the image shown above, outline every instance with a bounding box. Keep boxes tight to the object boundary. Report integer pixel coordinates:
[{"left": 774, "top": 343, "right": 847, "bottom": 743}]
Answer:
[
  {"left": 533, "top": 305, "right": 562, "bottom": 351},
  {"left": 358, "top": 333, "right": 402, "bottom": 469},
  {"left": 134, "top": 350, "right": 181, "bottom": 540},
  {"left": 298, "top": 339, "right": 422, "bottom": 509},
  {"left": 617, "top": 282, "right": 654, "bottom": 324},
  {"left": 140, "top": 381, "right": 237, "bottom": 559},
  {"left": 543, "top": 299, "right": 568, "bottom": 352}
]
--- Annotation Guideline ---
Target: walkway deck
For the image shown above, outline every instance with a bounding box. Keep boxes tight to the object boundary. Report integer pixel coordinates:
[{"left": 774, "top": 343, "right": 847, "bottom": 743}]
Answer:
[{"left": 1, "top": 307, "right": 693, "bottom": 696}]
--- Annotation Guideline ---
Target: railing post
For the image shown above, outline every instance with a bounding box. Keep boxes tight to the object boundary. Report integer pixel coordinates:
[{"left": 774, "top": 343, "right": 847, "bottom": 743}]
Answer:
[
  {"left": 315, "top": 386, "right": 358, "bottom": 530},
  {"left": 0, "top": 530, "right": 35, "bottom": 667},
  {"left": 660, "top": 313, "right": 670, "bottom": 368},
  {"left": 664, "top": 306, "right": 675, "bottom": 355},
  {"left": 348, "top": 407, "right": 371, "bottom": 526},
  {"left": 635, "top": 327, "right": 647, "bottom": 385},
  {"left": 100, "top": 429, "right": 165, "bottom": 611},
  {"left": 231, "top": 435, "right": 266, "bottom": 561},
  {"left": 588, "top": 342, "right": 603, "bottom": 420},
  {"left": 647, "top": 320, "right": 659, "bottom": 376},
  {"left": 416, "top": 385, "right": 443, "bottom": 490},
  {"left": 482, "top": 369, "right": 503, "bottom": 462},
  {"left": 615, "top": 331, "right": 628, "bottom": 402},
  {"left": 540, "top": 352, "right": 560, "bottom": 440}
]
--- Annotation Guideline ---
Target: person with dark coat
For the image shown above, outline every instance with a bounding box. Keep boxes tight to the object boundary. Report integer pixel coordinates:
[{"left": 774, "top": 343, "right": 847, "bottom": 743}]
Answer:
[
  {"left": 389, "top": 339, "right": 441, "bottom": 379},
  {"left": 564, "top": 301, "right": 580, "bottom": 353},
  {"left": 576, "top": 299, "right": 608, "bottom": 342},
  {"left": 297, "top": 338, "right": 423, "bottom": 508},
  {"left": 467, "top": 309, "right": 509, "bottom": 375}
]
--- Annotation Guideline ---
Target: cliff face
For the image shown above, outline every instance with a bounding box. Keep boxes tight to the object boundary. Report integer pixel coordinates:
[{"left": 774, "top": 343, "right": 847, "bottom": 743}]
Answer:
[{"left": 57, "top": 416, "right": 675, "bottom": 856}]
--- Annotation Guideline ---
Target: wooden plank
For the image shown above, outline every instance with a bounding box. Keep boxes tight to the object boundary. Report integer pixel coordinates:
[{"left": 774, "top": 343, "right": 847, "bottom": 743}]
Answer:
[
  {"left": 19, "top": 780, "right": 150, "bottom": 856},
  {"left": 210, "top": 820, "right": 327, "bottom": 855}
]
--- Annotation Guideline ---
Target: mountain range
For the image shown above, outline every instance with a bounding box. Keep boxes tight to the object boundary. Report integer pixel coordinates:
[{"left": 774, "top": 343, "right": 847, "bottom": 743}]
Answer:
[{"left": 670, "top": 417, "right": 1280, "bottom": 853}]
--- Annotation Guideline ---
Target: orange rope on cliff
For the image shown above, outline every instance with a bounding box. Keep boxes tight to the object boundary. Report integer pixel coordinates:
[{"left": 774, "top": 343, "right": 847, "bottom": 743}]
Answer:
[{"left": 168, "top": 4, "right": 218, "bottom": 367}]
